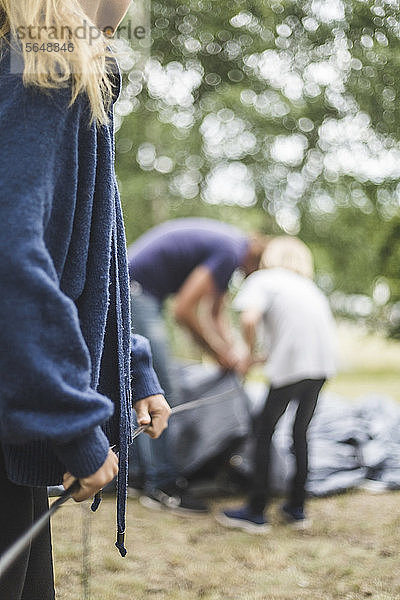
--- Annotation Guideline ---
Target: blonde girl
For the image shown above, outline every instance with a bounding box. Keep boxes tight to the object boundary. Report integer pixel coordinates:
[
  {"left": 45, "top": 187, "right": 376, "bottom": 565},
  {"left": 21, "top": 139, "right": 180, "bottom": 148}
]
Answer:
[{"left": 0, "top": 2, "right": 169, "bottom": 597}]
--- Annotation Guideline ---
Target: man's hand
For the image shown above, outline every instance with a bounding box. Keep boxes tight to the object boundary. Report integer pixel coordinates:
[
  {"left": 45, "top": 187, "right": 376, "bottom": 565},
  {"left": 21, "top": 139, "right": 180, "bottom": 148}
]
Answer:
[
  {"left": 234, "top": 353, "right": 253, "bottom": 376},
  {"left": 235, "top": 353, "right": 268, "bottom": 377},
  {"left": 216, "top": 347, "right": 241, "bottom": 371},
  {"left": 134, "top": 394, "right": 171, "bottom": 439},
  {"left": 63, "top": 447, "right": 119, "bottom": 502}
]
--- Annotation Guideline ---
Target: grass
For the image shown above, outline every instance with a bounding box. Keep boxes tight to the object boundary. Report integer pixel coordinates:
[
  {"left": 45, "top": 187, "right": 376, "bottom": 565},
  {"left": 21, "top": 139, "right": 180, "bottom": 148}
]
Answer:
[
  {"left": 52, "top": 324, "right": 400, "bottom": 599},
  {"left": 326, "top": 322, "right": 400, "bottom": 403},
  {"left": 53, "top": 491, "right": 400, "bottom": 600},
  {"left": 325, "top": 369, "right": 400, "bottom": 403}
]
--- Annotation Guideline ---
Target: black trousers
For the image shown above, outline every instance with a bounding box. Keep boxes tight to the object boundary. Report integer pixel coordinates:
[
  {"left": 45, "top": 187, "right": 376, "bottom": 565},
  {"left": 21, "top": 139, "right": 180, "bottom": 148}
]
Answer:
[
  {"left": 0, "top": 450, "right": 55, "bottom": 600},
  {"left": 248, "top": 378, "right": 325, "bottom": 514}
]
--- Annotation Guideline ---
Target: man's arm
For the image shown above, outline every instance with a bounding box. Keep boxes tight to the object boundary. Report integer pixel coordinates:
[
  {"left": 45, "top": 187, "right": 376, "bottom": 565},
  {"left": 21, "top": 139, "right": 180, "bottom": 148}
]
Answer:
[
  {"left": 210, "top": 293, "right": 233, "bottom": 347},
  {"left": 173, "top": 266, "right": 238, "bottom": 369}
]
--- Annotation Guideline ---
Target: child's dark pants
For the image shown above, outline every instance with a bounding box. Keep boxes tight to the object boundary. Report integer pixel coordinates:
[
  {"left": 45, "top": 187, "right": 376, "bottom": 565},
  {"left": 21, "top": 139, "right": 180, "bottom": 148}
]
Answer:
[{"left": 248, "top": 378, "right": 325, "bottom": 514}]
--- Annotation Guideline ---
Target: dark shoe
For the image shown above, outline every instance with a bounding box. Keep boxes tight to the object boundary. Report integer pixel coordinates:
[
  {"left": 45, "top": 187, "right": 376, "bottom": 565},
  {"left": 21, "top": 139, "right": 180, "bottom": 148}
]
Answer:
[
  {"left": 215, "top": 506, "right": 270, "bottom": 534},
  {"left": 140, "top": 484, "right": 209, "bottom": 515},
  {"left": 281, "top": 503, "right": 311, "bottom": 530}
]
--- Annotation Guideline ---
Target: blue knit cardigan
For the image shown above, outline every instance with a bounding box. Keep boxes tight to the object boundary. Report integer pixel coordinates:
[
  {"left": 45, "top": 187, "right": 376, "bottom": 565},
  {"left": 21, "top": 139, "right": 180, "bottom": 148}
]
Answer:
[{"left": 0, "top": 41, "right": 162, "bottom": 555}]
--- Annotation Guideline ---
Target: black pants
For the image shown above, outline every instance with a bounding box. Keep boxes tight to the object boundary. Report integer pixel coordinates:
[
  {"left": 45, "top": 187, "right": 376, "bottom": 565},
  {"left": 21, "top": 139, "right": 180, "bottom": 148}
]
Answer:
[
  {"left": 248, "top": 378, "right": 325, "bottom": 514},
  {"left": 0, "top": 450, "right": 55, "bottom": 600}
]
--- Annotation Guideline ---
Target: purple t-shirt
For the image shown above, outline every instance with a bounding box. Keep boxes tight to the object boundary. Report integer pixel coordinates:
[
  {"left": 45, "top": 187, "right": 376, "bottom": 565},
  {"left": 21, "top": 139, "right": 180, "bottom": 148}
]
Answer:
[{"left": 128, "top": 218, "right": 249, "bottom": 301}]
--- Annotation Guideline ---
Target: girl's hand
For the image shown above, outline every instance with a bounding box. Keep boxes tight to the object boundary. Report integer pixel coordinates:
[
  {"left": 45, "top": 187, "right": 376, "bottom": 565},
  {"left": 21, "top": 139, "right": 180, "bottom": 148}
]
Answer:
[
  {"left": 63, "top": 447, "right": 119, "bottom": 502},
  {"left": 134, "top": 394, "right": 171, "bottom": 439}
]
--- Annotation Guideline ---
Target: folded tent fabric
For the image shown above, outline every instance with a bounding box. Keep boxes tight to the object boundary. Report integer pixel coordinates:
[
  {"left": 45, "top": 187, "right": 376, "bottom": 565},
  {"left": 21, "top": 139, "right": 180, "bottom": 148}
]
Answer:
[{"left": 154, "top": 364, "right": 400, "bottom": 497}]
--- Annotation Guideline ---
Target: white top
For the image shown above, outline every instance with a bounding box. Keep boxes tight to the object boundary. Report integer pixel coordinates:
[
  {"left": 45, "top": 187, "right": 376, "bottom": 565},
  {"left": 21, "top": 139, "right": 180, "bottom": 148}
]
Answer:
[{"left": 233, "top": 268, "right": 337, "bottom": 387}]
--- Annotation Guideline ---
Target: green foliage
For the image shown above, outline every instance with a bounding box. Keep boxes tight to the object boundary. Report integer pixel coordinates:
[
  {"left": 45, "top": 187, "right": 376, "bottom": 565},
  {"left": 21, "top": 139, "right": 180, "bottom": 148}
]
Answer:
[{"left": 115, "top": 0, "right": 400, "bottom": 335}]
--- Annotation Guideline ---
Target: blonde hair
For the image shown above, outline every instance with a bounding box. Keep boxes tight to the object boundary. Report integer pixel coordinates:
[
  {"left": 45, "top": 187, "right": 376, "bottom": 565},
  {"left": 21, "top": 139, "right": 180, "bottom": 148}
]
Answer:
[
  {"left": 0, "top": 0, "right": 119, "bottom": 126},
  {"left": 261, "top": 236, "right": 314, "bottom": 279}
]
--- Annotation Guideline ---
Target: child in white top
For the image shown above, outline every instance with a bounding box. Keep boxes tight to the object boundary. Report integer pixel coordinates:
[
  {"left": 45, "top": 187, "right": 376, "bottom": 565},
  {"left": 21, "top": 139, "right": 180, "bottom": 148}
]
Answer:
[{"left": 217, "top": 236, "right": 336, "bottom": 532}]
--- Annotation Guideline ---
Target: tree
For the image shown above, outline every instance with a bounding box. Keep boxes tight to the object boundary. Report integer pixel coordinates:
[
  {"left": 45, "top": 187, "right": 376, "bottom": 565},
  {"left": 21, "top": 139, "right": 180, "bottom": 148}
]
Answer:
[{"left": 115, "top": 0, "right": 400, "bottom": 334}]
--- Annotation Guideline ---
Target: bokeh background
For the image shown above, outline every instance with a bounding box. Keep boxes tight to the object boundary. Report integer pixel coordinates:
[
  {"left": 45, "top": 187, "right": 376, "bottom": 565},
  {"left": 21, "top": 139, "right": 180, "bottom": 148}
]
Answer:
[{"left": 110, "top": 0, "right": 400, "bottom": 341}]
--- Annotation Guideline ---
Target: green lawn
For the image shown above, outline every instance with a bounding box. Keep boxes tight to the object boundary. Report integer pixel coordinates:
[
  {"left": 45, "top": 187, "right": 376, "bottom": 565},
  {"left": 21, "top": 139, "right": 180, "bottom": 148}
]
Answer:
[{"left": 325, "top": 369, "right": 400, "bottom": 403}]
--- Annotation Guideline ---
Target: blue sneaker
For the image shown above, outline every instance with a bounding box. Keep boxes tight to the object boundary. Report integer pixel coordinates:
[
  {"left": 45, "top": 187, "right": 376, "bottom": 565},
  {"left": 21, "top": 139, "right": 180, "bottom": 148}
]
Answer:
[
  {"left": 281, "top": 503, "right": 311, "bottom": 530},
  {"left": 216, "top": 506, "right": 270, "bottom": 534}
]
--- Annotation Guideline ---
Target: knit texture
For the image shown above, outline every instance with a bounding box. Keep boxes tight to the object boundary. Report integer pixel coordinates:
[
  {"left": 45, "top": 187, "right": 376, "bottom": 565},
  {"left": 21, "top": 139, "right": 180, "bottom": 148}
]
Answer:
[
  {"left": 131, "top": 334, "right": 164, "bottom": 401},
  {"left": 0, "top": 40, "right": 161, "bottom": 554}
]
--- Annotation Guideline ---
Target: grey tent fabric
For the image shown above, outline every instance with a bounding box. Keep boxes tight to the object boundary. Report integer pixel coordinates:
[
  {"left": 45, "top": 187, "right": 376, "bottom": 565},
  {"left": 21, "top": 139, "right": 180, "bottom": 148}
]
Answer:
[
  {"left": 354, "top": 395, "right": 400, "bottom": 488},
  {"left": 131, "top": 363, "right": 400, "bottom": 497},
  {"left": 169, "top": 363, "right": 252, "bottom": 475},
  {"left": 229, "top": 384, "right": 400, "bottom": 496}
]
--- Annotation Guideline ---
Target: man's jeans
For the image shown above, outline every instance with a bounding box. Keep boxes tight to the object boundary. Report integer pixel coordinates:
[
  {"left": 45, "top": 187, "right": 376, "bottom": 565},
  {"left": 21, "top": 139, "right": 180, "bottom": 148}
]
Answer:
[{"left": 130, "top": 284, "right": 180, "bottom": 490}]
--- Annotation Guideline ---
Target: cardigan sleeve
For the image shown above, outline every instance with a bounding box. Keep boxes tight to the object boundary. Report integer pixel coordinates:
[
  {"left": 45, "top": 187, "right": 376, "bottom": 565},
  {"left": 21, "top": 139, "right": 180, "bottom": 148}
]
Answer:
[
  {"left": 0, "top": 76, "right": 112, "bottom": 478},
  {"left": 130, "top": 334, "right": 164, "bottom": 402}
]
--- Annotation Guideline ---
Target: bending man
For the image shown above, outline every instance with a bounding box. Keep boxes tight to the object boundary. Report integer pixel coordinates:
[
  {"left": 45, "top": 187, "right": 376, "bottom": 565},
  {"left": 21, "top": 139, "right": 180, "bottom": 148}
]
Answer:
[{"left": 128, "top": 217, "right": 266, "bottom": 514}]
